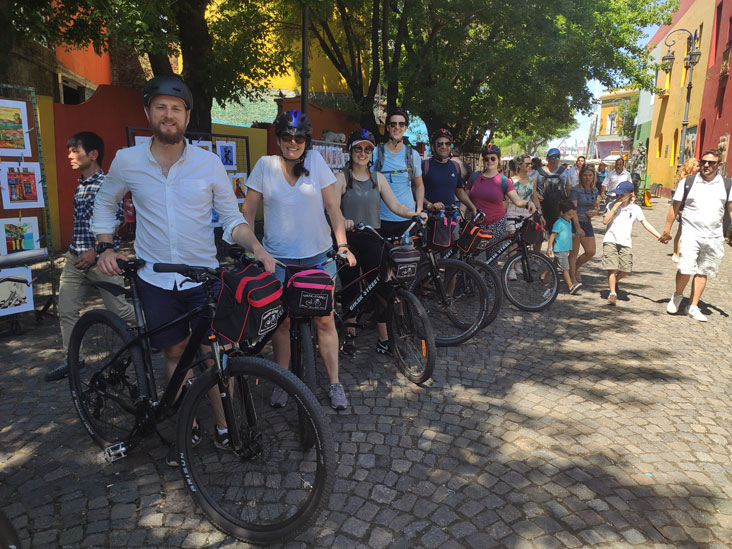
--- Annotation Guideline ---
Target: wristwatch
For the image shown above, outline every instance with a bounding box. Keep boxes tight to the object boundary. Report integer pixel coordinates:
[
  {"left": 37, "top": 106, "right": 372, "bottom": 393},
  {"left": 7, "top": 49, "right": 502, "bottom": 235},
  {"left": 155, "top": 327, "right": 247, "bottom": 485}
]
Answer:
[{"left": 95, "top": 242, "right": 115, "bottom": 254}]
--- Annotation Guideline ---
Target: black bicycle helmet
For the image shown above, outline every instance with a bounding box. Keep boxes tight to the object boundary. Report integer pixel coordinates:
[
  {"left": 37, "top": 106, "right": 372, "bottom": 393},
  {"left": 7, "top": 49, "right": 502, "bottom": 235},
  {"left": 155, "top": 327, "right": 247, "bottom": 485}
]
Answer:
[
  {"left": 273, "top": 110, "right": 313, "bottom": 138},
  {"left": 386, "top": 107, "right": 410, "bottom": 126},
  {"left": 431, "top": 128, "right": 453, "bottom": 144},
  {"left": 142, "top": 75, "right": 193, "bottom": 110},
  {"left": 482, "top": 143, "right": 501, "bottom": 157},
  {"left": 347, "top": 129, "right": 376, "bottom": 150}
]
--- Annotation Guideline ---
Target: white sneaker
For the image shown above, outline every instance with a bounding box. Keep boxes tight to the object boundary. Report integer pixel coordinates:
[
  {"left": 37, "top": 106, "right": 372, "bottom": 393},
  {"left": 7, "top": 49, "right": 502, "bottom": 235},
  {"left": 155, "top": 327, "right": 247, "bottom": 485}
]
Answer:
[
  {"left": 687, "top": 305, "right": 707, "bottom": 322},
  {"left": 671, "top": 254, "right": 680, "bottom": 263},
  {"left": 666, "top": 293, "right": 683, "bottom": 314},
  {"left": 508, "top": 269, "right": 517, "bottom": 281}
]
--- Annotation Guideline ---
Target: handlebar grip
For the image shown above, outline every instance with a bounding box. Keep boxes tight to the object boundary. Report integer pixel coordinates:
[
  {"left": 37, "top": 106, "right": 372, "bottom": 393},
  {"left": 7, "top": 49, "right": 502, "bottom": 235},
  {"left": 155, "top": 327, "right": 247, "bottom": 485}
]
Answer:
[{"left": 153, "top": 263, "right": 191, "bottom": 274}]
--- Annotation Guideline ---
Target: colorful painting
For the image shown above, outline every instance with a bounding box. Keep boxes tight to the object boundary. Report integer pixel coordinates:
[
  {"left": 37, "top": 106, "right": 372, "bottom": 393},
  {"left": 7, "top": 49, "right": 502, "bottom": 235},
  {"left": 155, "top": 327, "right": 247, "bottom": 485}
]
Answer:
[
  {"left": 191, "top": 138, "right": 212, "bottom": 152},
  {"left": 0, "top": 99, "right": 32, "bottom": 158},
  {"left": 0, "top": 266, "right": 34, "bottom": 316},
  {"left": 216, "top": 141, "right": 237, "bottom": 170},
  {"left": 0, "top": 217, "right": 40, "bottom": 255},
  {"left": 0, "top": 162, "right": 44, "bottom": 209},
  {"left": 231, "top": 173, "right": 247, "bottom": 203}
]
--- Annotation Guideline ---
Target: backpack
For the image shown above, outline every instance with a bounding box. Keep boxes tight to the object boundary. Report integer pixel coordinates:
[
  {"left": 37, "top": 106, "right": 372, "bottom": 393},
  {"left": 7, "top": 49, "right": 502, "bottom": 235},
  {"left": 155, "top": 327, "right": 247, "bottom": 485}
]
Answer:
[
  {"left": 680, "top": 174, "right": 732, "bottom": 237},
  {"left": 467, "top": 171, "right": 508, "bottom": 195},
  {"left": 373, "top": 143, "right": 416, "bottom": 182},
  {"left": 535, "top": 166, "right": 567, "bottom": 223}
]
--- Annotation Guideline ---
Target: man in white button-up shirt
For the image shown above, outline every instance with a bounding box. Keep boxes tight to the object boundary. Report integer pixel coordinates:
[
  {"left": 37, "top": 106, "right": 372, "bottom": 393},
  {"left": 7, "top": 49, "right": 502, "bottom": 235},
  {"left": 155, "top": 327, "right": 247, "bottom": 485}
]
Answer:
[{"left": 93, "top": 76, "right": 273, "bottom": 463}]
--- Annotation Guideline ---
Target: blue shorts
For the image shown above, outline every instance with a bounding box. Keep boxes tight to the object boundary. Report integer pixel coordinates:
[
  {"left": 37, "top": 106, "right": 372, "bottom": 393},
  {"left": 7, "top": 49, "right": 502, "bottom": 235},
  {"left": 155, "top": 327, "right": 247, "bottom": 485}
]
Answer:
[
  {"left": 273, "top": 250, "right": 337, "bottom": 284},
  {"left": 572, "top": 219, "right": 595, "bottom": 237},
  {"left": 136, "top": 277, "right": 218, "bottom": 349}
]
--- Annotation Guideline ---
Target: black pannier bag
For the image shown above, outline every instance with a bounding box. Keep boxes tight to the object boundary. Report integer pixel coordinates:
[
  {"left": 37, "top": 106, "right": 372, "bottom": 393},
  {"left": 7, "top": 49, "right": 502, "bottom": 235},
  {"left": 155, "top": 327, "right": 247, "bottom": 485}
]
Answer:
[
  {"left": 522, "top": 216, "right": 545, "bottom": 245},
  {"left": 425, "top": 213, "right": 457, "bottom": 249},
  {"left": 284, "top": 267, "right": 334, "bottom": 316},
  {"left": 456, "top": 222, "right": 493, "bottom": 255},
  {"left": 212, "top": 263, "right": 283, "bottom": 343},
  {"left": 381, "top": 243, "right": 420, "bottom": 283}
]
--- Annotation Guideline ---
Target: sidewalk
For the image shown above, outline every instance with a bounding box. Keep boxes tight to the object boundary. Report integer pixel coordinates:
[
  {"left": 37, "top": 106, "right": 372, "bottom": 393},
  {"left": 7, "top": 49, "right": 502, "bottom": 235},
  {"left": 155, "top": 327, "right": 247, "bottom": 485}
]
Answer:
[{"left": 1, "top": 197, "right": 732, "bottom": 547}]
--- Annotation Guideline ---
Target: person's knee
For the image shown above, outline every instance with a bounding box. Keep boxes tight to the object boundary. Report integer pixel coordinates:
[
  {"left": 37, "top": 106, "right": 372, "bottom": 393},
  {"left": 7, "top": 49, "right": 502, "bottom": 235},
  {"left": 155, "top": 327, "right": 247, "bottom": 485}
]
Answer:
[{"left": 314, "top": 314, "right": 336, "bottom": 333}]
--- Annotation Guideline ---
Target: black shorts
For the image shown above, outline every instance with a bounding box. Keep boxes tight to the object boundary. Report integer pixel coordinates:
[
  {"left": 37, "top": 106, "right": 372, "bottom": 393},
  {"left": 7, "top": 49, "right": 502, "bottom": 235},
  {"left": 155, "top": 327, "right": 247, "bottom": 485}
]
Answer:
[{"left": 136, "top": 277, "right": 215, "bottom": 349}]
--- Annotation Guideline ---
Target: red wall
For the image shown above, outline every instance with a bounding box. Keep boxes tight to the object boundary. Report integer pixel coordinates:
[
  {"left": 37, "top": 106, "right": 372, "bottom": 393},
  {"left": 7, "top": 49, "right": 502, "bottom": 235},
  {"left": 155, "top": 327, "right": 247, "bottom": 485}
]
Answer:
[
  {"left": 55, "top": 45, "right": 112, "bottom": 85},
  {"left": 698, "top": 1, "right": 732, "bottom": 163},
  {"left": 54, "top": 85, "right": 148, "bottom": 246},
  {"left": 278, "top": 98, "right": 360, "bottom": 142}
]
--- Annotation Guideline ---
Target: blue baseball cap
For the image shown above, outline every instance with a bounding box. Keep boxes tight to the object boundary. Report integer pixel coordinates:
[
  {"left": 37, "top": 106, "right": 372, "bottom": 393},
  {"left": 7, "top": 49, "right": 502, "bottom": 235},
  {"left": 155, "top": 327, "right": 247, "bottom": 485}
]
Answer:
[
  {"left": 608, "top": 181, "right": 634, "bottom": 196},
  {"left": 547, "top": 148, "right": 561, "bottom": 158}
]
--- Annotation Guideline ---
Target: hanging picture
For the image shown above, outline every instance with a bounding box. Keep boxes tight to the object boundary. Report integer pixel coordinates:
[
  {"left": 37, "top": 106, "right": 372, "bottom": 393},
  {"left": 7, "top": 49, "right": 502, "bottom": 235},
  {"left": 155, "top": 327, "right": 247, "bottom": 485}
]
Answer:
[
  {"left": 191, "top": 138, "right": 213, "bottom": 152},
  {"left": 0, "top": 99, "right": 32, "bottom": 158},
  {"left": 0, "top": 162, "right": 44, "bottom": 209},
  {"left": 133, "top": 135, "right": 151, "bottom": 147},
  {"left": 0, "top": 266, "right": 34, "bottom": 316},
  {"left": 216, "top": 140, "right": 237, "bottom": 170},
  {"left": 0, "top": 217, "right": 40, "bottom": 255},
  {"left": 230, "top": 173, "right": 247, "bottom": 203}
]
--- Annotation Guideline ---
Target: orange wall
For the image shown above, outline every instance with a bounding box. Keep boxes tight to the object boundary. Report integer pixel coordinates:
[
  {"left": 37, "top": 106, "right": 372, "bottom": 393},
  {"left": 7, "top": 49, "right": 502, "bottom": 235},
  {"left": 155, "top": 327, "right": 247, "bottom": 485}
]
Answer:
[
  {"left": 55, "top": 45, "right": 112, "bottom": 85},
  {"left": 53, "top": 85, "right": 148, "bottom": 247}
]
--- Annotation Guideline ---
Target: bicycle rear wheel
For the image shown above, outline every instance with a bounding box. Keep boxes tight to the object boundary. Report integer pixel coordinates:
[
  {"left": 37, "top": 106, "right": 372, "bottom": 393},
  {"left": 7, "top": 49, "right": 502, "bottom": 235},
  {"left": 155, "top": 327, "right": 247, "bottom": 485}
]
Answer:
[
  {"left": 177, "top": 357, "right": 335, "bottom": 544},
  {"left": 466, "top": 258, "right": 503, "bottom": 328},
  {"left": 387, "top": 288, "right": 436, "bottom": 384},
  {"left": 502, "top": 251, "right": 559, "bottom": 311},
  {"left": 410, "top": 258, "right": 488, "bottom": 346},
  {"left": 68, "top": 309, "right": 146, "bottom": 448}
]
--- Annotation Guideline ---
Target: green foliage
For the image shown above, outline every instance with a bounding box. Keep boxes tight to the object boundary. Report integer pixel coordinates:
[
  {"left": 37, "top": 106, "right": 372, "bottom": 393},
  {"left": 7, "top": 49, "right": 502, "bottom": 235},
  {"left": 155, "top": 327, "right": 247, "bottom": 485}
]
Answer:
[
  {"left": 622, "top": 94, "right": 640, "bottom": 138},
  {"left": 493, "top": 119, "right": 579, "bottom": 158}
]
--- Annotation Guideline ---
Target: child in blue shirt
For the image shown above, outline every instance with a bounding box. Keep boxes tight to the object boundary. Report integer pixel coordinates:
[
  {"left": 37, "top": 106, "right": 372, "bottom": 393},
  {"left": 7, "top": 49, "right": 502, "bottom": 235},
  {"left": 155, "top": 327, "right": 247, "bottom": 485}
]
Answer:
[{"left": 547, "top": 200, "right": 582, "bottom": 294}]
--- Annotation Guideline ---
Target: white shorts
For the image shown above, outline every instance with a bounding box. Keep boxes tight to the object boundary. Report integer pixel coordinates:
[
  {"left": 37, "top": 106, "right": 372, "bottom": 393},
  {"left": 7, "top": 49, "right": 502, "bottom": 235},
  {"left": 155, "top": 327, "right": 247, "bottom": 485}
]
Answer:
[{"left": 678, "top": 236, "right": 725, "bottom": 277}]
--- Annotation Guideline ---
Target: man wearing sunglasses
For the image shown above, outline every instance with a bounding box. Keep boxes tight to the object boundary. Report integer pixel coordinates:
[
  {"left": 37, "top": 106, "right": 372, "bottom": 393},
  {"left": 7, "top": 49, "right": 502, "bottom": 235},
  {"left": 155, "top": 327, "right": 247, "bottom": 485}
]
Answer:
[
  {"left": 422, "top": 128, "right": 477, "bottom": 216},
  {"left": 372, "top": 107, "right": 425, "bottom": 237},
  {"left": 661, "top": 149, "right": 732, "bottom": 322}
]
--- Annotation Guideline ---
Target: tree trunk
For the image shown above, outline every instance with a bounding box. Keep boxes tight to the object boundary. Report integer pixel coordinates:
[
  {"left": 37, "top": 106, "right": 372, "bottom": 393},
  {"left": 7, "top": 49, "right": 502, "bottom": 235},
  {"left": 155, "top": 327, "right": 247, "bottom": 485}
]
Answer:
[
  {"left": 147, "top": 52, "right": 174, "bottom": 77},
  {"left": 174, "top": 0, "right": 213, "bottom": 133}
]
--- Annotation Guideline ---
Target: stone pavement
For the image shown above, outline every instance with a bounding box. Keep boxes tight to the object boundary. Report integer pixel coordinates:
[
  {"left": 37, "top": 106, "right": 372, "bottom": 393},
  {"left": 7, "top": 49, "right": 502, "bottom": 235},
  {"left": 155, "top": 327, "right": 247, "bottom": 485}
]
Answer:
[{"left": 2, "top": 198, "right": 732, "bottom": 548}]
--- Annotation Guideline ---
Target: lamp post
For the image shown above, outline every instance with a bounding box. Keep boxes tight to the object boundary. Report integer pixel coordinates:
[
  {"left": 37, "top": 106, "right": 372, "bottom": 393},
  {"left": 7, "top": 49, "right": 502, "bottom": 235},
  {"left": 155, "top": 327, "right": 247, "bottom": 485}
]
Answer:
[
  {"left": 300, "top": 2, "right": 310, "bottom": 114},
  {"left": 661, "top": 28, "right": 702, "bottom": 172}
]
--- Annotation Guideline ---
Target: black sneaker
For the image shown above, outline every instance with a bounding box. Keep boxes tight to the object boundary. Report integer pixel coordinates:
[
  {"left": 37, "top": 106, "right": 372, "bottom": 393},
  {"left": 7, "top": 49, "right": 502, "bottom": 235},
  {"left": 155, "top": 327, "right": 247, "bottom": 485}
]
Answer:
[
  {"left": 375, "top": 339, "right": 391, "bottom": 355},
  {"left": 44, "top": 359, "right": 86, "bottom": 382},
  {"left": 166, "top": 445, "right": 181, "bottom": 467},
  {"left": 214, "top": 429, "right": 231, "bottom": 450},
  {"left": 341, "top": 333, "right": 357, "bottom": 356}
]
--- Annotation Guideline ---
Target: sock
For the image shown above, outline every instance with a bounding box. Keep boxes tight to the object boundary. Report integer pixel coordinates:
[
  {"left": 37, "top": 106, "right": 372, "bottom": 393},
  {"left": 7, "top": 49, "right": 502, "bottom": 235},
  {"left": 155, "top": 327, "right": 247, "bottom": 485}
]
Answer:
[{"left": 217, "top": 427, "right": 228, "bottom": 435}]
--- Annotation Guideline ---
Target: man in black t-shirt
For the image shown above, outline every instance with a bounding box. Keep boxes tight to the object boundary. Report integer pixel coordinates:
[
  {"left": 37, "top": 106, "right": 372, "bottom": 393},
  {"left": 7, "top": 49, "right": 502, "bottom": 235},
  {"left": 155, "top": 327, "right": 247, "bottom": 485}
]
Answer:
[{"left": 422, "top": 128, "right": 477, "bottom": 216}]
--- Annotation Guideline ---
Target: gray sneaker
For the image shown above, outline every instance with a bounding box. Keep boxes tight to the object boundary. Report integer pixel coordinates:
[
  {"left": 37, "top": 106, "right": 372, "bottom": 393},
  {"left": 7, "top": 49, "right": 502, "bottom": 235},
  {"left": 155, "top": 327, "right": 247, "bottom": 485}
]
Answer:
[
  {"left": 329, "top": 382, "right": 348, "bottom": 411},
  {"left": 270, "top": 385, "right": 289, "bottom": 408}
]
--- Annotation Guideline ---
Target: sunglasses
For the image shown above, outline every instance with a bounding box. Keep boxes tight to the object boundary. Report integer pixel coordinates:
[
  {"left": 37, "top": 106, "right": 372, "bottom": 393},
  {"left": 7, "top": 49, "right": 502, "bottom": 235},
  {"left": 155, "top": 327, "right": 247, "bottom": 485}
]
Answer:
[
  {"left": 352, "top": 145, "right": 374, "bottom": 154},
  {"left": 522, "top": 162, "right": 532, "bottom": 166},
  {"left": 389, "top": 121, "right": 408, "bottom": 128},
  {"left": 700, "top": 159, "right": 719, "bottom": 166},
  {"left": 279, "top": 133, "right": 307, "bottom": 144},
  {"left": 435, "top": 141, "right": 452, "bottom": 147},
  {"left": 548, "top": 155, "right": 560, "bottom": 160},
  {"left": 483, "top": 156, "right": 498, "bottom": 162}
]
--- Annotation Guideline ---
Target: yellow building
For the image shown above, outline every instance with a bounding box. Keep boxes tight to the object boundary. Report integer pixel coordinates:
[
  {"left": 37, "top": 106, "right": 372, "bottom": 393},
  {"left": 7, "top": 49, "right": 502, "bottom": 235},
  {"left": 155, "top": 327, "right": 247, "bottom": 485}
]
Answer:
[
  {"left": 595, "top": 89, "right": 636, "bottom": 159},
  {"left": 646, "top": 0, "right": 714, "bottom": 189}
]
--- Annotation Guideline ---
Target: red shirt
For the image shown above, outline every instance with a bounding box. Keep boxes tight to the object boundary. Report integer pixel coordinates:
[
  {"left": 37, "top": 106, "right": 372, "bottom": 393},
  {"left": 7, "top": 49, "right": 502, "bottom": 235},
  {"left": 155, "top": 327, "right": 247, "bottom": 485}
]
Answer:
[{"left": 468, "top": 173, "right": 515, "bottom": 223}]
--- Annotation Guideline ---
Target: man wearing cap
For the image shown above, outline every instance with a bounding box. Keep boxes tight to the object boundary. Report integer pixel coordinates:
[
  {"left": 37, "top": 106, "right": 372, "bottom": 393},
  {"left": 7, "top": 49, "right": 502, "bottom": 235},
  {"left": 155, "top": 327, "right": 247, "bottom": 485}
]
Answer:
[
  {"left": 93, "top": 75, "right": 274, "bottom": 464},
  {"left": 661, "top": 149, "right": 732, "bottom": 322},
  {"left": 534, "top": 148, "right": 579, "bottom": 246},
  {"left": 602, "top": 157, "right": 631, "bottom": 198}
]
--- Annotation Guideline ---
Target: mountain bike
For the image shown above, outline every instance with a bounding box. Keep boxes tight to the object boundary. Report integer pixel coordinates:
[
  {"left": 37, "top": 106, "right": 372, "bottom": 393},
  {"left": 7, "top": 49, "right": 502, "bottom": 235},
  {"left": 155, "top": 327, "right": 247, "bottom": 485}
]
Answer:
[
  {"left": 335, "top": 220, "right": 436, "bottom": 384},
  {"left": 409, "top": 209, "right": 490, "bottom": 346},
  {"left": 444, "top": 212, "right": 559, "bottom": 312},
  {"left": 67, "top": 259, "right": 335, "bottom": 544}
]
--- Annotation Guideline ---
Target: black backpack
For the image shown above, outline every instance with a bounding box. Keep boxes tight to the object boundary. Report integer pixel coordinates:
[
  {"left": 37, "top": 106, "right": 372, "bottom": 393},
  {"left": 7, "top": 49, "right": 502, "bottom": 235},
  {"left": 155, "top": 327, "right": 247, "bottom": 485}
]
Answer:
[
  {"left": 536, "top": 166, "right": 567, "bottom": 223},
  {"left": 680, "top": 174, "right": 732, "bottom": 237}
]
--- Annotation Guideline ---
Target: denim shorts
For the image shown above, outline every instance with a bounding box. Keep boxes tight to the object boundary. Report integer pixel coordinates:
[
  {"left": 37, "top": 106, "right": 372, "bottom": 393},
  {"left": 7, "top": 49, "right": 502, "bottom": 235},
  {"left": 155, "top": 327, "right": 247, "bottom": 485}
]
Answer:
[
  {"left": 273, "top": 249, "right": 338, "bottom": 284},
  {"left": 571, "top": 219, "right": 595, "bottom": 237}
]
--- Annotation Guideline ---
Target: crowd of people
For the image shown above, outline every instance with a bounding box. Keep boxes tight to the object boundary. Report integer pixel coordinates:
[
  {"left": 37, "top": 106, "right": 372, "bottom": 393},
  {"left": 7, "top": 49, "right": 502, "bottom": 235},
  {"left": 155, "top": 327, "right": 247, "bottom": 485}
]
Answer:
[{"left": 44, "top": 75, "right": 732, "bottom": 466}]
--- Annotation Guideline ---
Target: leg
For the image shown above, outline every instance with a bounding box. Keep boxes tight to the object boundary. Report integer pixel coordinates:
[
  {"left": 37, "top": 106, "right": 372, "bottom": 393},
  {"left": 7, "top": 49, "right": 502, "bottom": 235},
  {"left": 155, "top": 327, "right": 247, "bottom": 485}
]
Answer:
[
  {"left": 88, "top": 264, "right": 136, "bottom": 326},
  {"left": 673, "top": 225, "right": 682, "bottom": 259},
  {"left": 57, "top": 252, "right": 92, "bottom": 353},
  {"left": 574, "top": 236, "right": 596, "bottom": 277},
  {"left": 313, "top": 313, "right": 340, "bottom": 384},
  {"left": 675, "top": 271, "right": 691, "bottom": 295},
  {"left": 562, "top": 269, "right": 573, "bottom": 291},
  {"left": 271, "top": 317, "right": 291, "bottom": 369},
  {"left": 688, "top": 274, "right": 707, "bottom": 307},
  {"left": 568, "top": 236, "right": 580, "bottom": 282}
]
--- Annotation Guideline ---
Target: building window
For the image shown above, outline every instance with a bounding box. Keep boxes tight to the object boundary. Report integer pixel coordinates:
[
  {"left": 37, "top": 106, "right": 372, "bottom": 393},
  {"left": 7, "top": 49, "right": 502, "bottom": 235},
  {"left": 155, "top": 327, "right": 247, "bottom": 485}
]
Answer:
[
  {"left": 671, "top": 129, "right": 679, "bottom": 166},
  {"left": 699, "top": 119, "right": 706, "bottom": 153},
  {"left": 657, "top": 133, "right": 663, "bottom": 158}
]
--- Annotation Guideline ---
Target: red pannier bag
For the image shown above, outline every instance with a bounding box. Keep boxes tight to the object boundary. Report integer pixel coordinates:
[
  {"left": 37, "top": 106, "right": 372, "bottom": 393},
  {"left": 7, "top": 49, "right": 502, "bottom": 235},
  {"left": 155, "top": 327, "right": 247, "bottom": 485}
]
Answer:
[
  {"left": 522, "top": 217, "right": 545, "bottom": 245},
  {"left": 457, "top": 221, "right": 493, "bottom": 254},
  {"left": 285, "top": 267, "right": 334, "bottom": 316},
  {"left": 212, "top": 263, "right": 283, "bottom": 343}
]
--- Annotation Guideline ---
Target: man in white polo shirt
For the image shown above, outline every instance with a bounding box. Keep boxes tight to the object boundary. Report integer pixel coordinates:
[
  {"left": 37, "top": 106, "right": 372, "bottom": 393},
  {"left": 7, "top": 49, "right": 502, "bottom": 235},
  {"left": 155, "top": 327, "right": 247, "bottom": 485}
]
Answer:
[
  {"left": 661, "top": 149, "right": 732, "bottom": 322},
  {"left": 601, "top": 157, "right": 632, "bottom": 197}
]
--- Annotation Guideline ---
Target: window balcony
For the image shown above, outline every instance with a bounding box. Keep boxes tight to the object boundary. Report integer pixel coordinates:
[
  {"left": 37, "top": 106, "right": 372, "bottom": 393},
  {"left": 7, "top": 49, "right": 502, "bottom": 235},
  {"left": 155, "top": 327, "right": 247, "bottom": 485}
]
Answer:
[{"left": 721, "top": 44, "right": 731, "bottom": 79}]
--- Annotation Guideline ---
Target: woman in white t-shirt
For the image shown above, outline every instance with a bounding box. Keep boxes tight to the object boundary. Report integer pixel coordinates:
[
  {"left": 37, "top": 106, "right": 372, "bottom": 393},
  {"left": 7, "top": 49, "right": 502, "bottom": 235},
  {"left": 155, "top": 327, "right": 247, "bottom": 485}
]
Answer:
[{"left": 243, "top": 110, "right": 356, "bottom": 410}]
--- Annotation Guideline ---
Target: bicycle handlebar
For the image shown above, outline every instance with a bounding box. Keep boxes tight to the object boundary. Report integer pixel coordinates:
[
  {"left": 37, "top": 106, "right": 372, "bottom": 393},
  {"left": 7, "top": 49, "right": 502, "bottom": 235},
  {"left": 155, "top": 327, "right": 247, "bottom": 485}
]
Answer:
[{"left": 153, "top": 262, "right": 219, "bottom": 283}]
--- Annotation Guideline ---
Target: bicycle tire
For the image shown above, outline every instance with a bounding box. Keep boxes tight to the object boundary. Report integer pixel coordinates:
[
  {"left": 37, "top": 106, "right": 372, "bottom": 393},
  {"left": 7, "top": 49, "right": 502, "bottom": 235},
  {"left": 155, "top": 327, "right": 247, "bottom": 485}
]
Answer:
[
  {"left": 67, "top": 309, "right": 146, "bottom": 448},
  {"left": 410, "top": 258, "right": 488, "bottom": 346},
  {"left": 466, "top": 258, "right": 503, "bottom": 328},
  {"left": 293, "top": 321, "right": 317, "bottom": 449},
  {"left": 0, "top": 508, "right": 20, "bottom": 549},
  {"left": 501, "top": 251, "right": 559, "bottom": 311},
  {"left": 177, "top": 357, "right": 335, "bottom": 544},
  {"left": 387, "top": 288, "right": 436, "bottom": 384}
]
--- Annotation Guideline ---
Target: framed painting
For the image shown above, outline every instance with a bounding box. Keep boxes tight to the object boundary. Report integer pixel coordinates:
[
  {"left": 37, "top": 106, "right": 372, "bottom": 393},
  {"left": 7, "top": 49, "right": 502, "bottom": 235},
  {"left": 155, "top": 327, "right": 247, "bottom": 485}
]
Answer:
[
  {"left": 0, "top": 99, "right": 32, "bottom": 158},
  {"left": 0, "top": 162, "right": 44, "bottom": 209},
  {"left": 0, "top": 217, "right": 40, "bottom": 255},
  {"left": 0, "top": 266, "right": 34, "bottom": 316},
  {"left": 230, "top": 173, "right": 247, "bottom": 203},
  {"left": 191, "top": 138, "right": 213, "bottom": 152},
  {"left": 216, "top": 140, "right": 237, "bottom": 171}
]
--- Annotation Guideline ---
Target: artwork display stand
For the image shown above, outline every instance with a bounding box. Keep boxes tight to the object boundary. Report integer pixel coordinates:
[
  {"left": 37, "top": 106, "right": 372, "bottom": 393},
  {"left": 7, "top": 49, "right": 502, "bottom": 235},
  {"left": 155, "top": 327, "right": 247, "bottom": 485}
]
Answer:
[{"left": 0, "top": 84, "right": 57, "bottom": 334}]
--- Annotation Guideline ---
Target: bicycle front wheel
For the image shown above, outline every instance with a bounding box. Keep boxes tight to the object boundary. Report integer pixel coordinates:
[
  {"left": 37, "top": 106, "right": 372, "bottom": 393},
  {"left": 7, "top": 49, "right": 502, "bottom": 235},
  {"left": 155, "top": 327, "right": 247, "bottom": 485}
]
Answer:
[
  {"left": 291, "top": 320, "right": 317, "bottom": 449},
  {"left": 177, "top": 357, "right": 335, "bottom": 544},
  {"left": 502, "top": 251, "right": 559, "bottom": 311},
  {"left": 410, "top": 258, "right": 488, "bottom": 346},
  {"left": 387, "top": 288, "right": 436, "bottom": 384},
  {"left": 68, "top": 309, "right": 146, "bottom": 448}
]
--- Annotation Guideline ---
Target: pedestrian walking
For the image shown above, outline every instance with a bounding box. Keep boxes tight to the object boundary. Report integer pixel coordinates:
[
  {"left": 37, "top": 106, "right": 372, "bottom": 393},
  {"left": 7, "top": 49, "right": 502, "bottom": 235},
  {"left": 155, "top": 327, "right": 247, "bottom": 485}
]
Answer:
[
  {"left": 668, "top": 157, "right": 700, "bottom": 263},
  {"left": 601, "top": 157, "right": 632, "bottom": 198},
  {"left": 565, "top": 155, "right": 586, "bottom": 188},
  {"left": 568, "top": 165, "right": 600, "bottom": 283},
  {"left": 661, "top": 149, "right": 732, "bottom": 322},
  {"left": 546, "top": 200, "right": 582, "bottom": 294},
  {"left": 601, "top": 181, "right": 665, "bottom": 305}
]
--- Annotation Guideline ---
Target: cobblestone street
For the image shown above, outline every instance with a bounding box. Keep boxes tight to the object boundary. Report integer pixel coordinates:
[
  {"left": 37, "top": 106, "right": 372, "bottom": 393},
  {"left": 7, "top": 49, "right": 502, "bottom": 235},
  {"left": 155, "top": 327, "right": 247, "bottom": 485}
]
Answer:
[{"left": 2, "top": 198, "right": 732, "bottom": 548}]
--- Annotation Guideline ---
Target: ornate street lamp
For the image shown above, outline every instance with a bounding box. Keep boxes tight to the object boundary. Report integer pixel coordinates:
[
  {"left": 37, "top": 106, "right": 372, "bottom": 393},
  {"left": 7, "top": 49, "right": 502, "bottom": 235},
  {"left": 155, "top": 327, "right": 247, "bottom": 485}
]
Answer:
[{"left": 662, "top": 28, "right": 702, "bottom": 172}]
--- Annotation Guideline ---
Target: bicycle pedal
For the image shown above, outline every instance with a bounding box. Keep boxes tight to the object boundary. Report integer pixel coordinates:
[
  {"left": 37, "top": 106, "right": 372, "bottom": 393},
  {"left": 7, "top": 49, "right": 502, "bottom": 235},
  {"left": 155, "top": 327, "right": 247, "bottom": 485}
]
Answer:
[{"left": 103, "top": 442, "right": 128, "bottom": 462}]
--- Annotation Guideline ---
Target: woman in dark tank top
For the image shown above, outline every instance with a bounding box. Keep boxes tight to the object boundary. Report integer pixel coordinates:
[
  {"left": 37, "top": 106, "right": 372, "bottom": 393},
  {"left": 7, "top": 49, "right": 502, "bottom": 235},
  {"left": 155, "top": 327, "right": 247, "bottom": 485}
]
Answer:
[{"left": 334, "top": 129, "right": 423, "bottom": 356}]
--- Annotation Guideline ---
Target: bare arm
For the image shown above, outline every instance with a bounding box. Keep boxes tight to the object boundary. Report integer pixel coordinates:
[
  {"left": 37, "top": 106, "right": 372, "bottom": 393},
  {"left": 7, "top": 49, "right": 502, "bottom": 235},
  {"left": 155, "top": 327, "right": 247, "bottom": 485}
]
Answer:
[
  {"left": 660, "top": 201, "right": 681, "bottom": 242},
  {"left": 641, "top": 220, "right": 663, "bottom": 241},
  {"left": 322, "top": 184, "right": 357, "bottom": 267},
  {"left": 505, "top": 190, "right": 536, "bottom": 213},
  {"left": 456, "top": 188, "right": 477, "bottom": 215},
  {"left": 412, "top": 175, "right": 425, "bottom": 214},
  {"left": 546, "top": 233, "right": 556, "bottom": 257}
]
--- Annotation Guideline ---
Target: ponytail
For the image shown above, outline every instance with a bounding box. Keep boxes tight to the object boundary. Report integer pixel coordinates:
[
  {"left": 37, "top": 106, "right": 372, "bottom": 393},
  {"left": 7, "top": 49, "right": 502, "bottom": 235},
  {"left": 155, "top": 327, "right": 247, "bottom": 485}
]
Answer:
[{"left": 293, "top": 150, "right": 310, "bottom": 178}]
